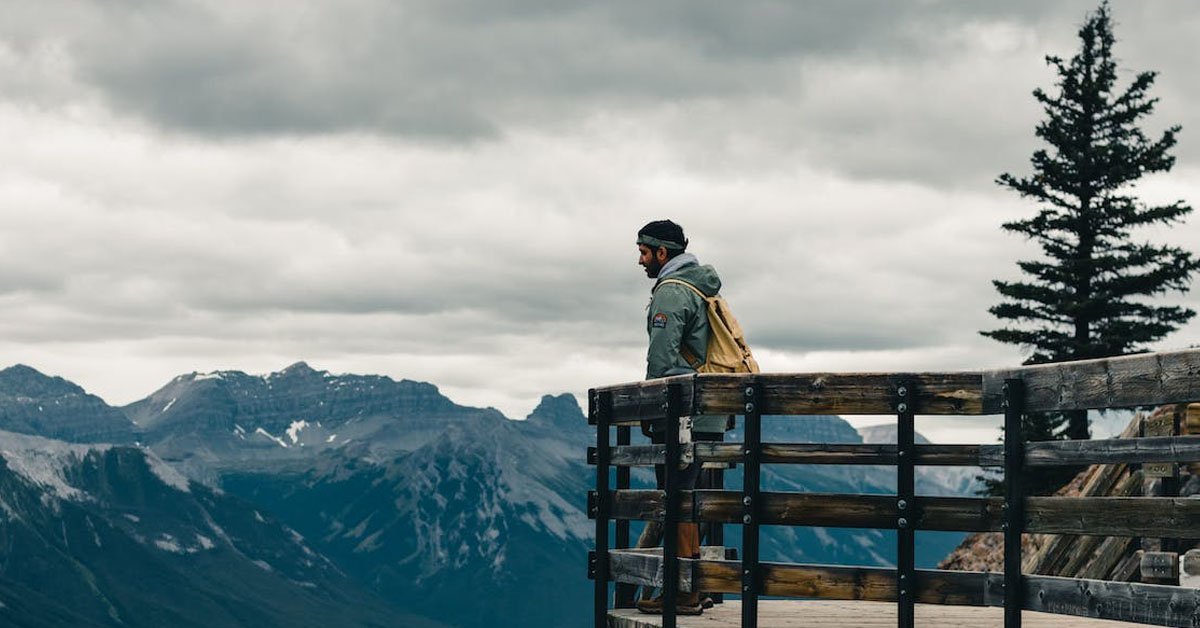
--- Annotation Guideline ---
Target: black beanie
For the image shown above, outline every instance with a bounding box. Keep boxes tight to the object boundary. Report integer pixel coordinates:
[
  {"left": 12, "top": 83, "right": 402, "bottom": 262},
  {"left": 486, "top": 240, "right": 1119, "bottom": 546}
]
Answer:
[{"left": 637, "top": 220, "right": 688, "bottom": 251}]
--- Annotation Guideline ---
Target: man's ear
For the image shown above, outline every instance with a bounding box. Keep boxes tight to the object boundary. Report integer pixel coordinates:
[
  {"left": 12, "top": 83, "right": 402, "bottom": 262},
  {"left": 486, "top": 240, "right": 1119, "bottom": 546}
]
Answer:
[{"left": 656, "top": 247, "right": 669, "bottom": 264}]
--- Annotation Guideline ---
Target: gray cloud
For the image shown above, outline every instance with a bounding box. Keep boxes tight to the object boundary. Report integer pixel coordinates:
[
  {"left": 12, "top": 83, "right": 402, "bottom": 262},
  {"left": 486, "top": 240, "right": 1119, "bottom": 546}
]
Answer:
[
  {"left": 4, "top": 1, "right": 1197, "bottom": 186},
  {"left": 3, "top": 0, "right": 1200, "bottom": 422}
]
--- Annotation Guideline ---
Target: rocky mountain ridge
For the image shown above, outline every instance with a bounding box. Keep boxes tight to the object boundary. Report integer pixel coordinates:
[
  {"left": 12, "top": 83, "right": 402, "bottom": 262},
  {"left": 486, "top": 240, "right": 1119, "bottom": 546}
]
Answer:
[
  {"left": 0, "top": 429, "right": 438, "bottom": 628},
  {"left": 0, "top": 365, "right": 135, "bottom": 443}
]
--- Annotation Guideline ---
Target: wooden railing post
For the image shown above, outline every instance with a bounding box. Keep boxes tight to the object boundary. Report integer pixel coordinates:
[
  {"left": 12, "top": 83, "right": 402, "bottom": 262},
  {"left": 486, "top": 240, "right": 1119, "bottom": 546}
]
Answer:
[
  {"left": 614, "top": 425, "right": 634, "bottom": 608},
  {"left": 1003, "top": 379, "right": 1026, "bottom": 628},
  {"left": 708, "top": 429, "right": 726, "bottom": 605},
  {"left": 896, "top": 381, "right": 916, "bottom": 628},
  {"left": 663, "top": 383, "right": 684, "bottom": 628},
  {"left": 742, "top": 382, "right": 763, "bottom": 628},
  {"left": 591, "top": 390, "right": 612, "bottom": 628}
]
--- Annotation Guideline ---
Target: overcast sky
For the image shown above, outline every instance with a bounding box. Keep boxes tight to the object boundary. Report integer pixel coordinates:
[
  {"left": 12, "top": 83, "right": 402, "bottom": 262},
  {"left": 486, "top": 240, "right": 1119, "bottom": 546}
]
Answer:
[{"left": 3, "top": 0, "right": 1199, "bottom": 442}]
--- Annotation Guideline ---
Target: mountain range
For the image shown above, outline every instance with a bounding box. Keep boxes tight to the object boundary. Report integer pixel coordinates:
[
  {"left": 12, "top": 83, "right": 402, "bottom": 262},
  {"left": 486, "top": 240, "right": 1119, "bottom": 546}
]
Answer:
[{"left": 0, "top": 363, "right": 978, "bottom": 627}]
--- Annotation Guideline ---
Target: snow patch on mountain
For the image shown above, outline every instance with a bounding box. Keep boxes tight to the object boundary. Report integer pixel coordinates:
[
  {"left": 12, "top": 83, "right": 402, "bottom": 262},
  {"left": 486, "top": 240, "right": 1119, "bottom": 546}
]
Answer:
[
  {"left": 154, "top": 534, "right": 184, "bottom": 553},
  {"left": 255, "top": 428, "right": 289, "bottom": 448},
  {"left": 145, "top": 451, "right": 191, "bottom": 493},
  {"left": 0, "top": 430, "right": 111, "bottom": 501},
  {"left": 287, "top": 421, "right": 309, "bottom": 444}
]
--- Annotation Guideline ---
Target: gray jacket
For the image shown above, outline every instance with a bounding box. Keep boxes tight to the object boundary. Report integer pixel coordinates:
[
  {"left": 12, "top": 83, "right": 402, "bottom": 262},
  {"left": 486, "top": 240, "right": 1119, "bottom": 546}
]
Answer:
[{"left": 646, "top": 254, "right": 730, "bottom": 434}]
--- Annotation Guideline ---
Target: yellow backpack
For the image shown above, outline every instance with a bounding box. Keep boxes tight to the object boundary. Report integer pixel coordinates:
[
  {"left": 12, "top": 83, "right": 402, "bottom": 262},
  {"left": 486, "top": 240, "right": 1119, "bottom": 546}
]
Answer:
[{"left": 655, "top": 278, "right": 760, "bottom": 374}]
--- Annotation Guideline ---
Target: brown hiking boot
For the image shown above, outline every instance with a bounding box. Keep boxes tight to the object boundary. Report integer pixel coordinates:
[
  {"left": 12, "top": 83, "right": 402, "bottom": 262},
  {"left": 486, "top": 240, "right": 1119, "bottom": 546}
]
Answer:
[
  {"left": 635, "top": 596, "right": 663, "bottom": 614},
  {"left": 635, "top": 593, "right": 703, "bottom": 616}
]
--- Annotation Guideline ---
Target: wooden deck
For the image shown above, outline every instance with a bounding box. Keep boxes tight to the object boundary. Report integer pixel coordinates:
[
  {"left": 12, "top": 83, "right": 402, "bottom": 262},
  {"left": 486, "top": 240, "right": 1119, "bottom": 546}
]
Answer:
[{"left": 608, "top": 600, "right": 1153, "bottom": 627}]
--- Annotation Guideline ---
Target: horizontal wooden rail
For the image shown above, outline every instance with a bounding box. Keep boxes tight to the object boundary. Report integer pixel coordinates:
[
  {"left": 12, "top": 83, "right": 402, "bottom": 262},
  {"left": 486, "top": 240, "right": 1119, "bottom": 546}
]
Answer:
[
  {"left": 608, "top": 549, "right": 1003, "bottom": 604},
  {"left": 598, "top": 490, "right": 1200, "bottom": 537},
  {"left": 608, "top": 550, "right": 1200, "bottom": 627},
  {"left": 985, "top": 349, "right": 1200, "bottom": 413},
  {"left": 599, "top": 443, "right": 992, "bottom": 467},
  {"left": 592, "top": 435, "right": 1200, "bottom": 468},
  {"left": 594, "top": 373, "right": 984, "bottom": 422},
  {"left": 603, "top": 489, "right": 999, "bottom": 531},
  {"left": 591, "top": 348, "right": 1200, "bottom": 422},
  {"left": 1023, "top": 574, "right": 1200, "bottom": 628},
  {"left": 693, "top": 373, "right": 984, "bottom": 416},
  {"left": 1026, "top": 434, "right": 1200, "bottom": 466}
]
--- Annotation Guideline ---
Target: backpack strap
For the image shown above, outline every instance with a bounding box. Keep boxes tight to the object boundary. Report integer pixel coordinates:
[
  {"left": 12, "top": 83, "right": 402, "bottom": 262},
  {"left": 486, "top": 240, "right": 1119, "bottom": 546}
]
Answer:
[{"left": 653, "top": 277, "right": 708, "bottom": 299}]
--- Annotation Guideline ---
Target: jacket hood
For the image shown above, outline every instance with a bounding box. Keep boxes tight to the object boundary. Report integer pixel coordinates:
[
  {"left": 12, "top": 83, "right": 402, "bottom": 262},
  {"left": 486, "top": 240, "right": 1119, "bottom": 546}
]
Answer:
[{"left": 654, "top": 253, "right": 721, "bottom": 297}]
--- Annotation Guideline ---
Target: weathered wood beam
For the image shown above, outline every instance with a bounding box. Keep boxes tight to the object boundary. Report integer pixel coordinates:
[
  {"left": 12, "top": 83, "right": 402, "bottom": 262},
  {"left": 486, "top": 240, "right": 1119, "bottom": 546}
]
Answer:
[
  {"left": 1025, "top": 435, "right": 1200, "bottom": 466},
  {"left": 1026, "top": 497, "right": 1200, "bottom": 538},
  {"left": 693, "top": 372, "right": 984, "bottom": 416},
  {"left": 604, "top": 489, "right": 1004, "bottom": 532},
  {"left": 608, "top": 550, "right": 1005, "bottom": 606},
  {"left": 1024, "top": 575, "right": 1200, "bottom": 627},
  {"left": 592, "top": 375, "right": 696, "bottom": 425},
  {"left": 606, "top": 443, "right": 994, "bottom": 467},
  {"left": 602, "top": 436, "right": 1200, "bottom": 468},
  {"left": 984, "top": 349, "right": 1200, "bottom": 413},
  {"left": 594, "top": 349, "right": 1200, "bottom": 422},
  {"left": 605, "top": 490, "right": 1200, "bottom": 537}
]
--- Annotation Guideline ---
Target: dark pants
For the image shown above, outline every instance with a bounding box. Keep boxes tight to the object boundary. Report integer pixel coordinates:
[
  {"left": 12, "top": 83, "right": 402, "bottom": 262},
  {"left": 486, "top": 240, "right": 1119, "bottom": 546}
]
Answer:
[{"left": 635, "top": 428, "right": 725, "bottom": 600}]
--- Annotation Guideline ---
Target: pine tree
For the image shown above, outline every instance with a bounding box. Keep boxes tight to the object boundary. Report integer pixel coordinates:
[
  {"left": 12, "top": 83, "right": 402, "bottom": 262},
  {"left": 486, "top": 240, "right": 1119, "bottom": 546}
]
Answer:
[{"left": 980, "top": 3, "right": 1199, "bottom": 495}]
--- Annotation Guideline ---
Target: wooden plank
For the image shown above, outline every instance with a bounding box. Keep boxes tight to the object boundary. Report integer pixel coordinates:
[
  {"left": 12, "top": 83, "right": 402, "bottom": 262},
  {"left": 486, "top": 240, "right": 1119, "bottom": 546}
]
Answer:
[
  {"left": 1025, "top": 436, "right": 1200, "bottom": 467},
  {"left": 605, "top": 489, "right": 1004, "bottom": 532},
  {"left": 1024, "top": 575, "right": 1200, "bottom": 627},
  {"left": 1025, "top": 416, "right": 1143, "bottom": 576},
  {"left": 692, "top": 372, "right": 984, "bottom": 416},
  {"left": 1026, "top": 497, "right": 1200, "bottom": 537},
  {"left": 606, "top": 490, "right": 1200, "bottom": 537},
  {"left": 608, "top": 443, "right": 993, "bottom": 467},
  {"left": 608, "top": 548, "right": 695, "bottom": 592},
  {"left": 608, "top": 550, "right": 1004, "bottom": 606},
  {"left": 1078, "top": 535, "right": 1135, "bottom": 580},
  {"left": 984, "top": 349, "right": 1200, "bottom": 413},
  {"left": 594, "top": 375, "right": 696, "bottom": 425},
  {"left": 1113, "top": 550, "right": 1144, "bottom": 582},
  {"left": 1055, "top": 469, "right": 1141, "bottom": 578},
  {"left": 596, "top": 349, "right": 1200, "bottom": 420}
]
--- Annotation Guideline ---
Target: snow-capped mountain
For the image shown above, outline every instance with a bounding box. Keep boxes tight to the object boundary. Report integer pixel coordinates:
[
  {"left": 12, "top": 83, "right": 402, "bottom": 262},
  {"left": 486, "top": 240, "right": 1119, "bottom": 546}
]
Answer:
[
  {"left": 123, "top": 361, "right": 506, "bottom": 481},
  {"left": 221, "top": 401, "right": 594, "bottom": 628},
  {"left": 0, "top": 429, "right": 440, "bottom": 628}
]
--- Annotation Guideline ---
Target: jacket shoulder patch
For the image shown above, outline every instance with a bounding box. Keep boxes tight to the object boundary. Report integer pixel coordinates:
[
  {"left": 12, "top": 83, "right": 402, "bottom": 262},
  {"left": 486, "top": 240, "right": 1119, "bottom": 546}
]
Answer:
[{"left": 651, "top": 313, "right": 667, "bottom": 328}]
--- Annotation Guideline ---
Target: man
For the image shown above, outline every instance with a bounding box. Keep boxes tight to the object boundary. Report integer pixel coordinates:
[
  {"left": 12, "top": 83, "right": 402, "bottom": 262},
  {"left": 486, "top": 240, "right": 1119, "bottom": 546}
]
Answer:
[{"left": 634, "top": 219, "right": 728, "bottom": 616}]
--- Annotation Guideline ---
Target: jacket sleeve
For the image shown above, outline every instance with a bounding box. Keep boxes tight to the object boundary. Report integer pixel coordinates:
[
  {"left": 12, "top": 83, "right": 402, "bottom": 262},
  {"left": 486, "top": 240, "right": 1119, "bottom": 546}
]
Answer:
[{"left": 645, "top": 285, "right": 695, "bottom": 380}]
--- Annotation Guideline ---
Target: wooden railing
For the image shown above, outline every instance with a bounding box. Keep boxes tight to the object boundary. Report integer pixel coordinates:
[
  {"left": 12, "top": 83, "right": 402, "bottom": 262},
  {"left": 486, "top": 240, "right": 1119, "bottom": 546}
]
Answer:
[{"left": 586, "top": 349, "right": 1200, "bottom": 628}]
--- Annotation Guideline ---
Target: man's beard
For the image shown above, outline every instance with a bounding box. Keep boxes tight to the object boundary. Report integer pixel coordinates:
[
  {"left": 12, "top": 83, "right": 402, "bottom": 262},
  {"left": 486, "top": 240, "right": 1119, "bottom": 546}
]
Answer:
[{"left": 644, "top": 257, "right": 663, "bottom": 278}]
